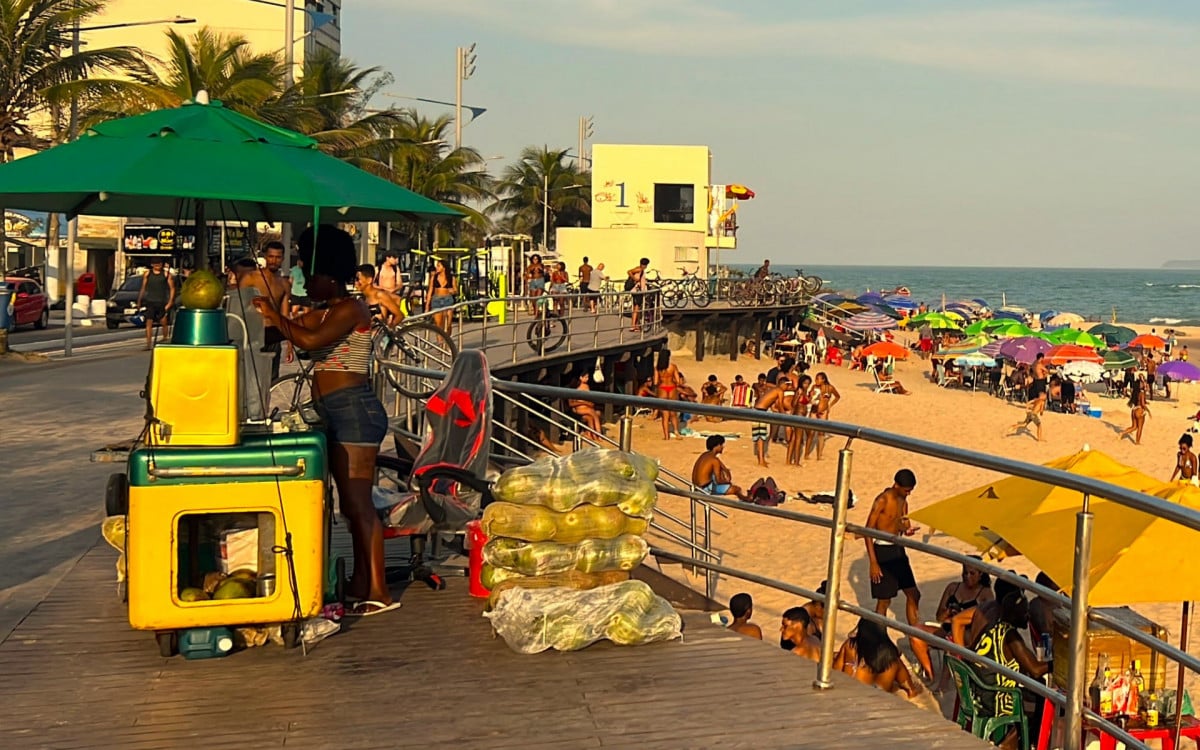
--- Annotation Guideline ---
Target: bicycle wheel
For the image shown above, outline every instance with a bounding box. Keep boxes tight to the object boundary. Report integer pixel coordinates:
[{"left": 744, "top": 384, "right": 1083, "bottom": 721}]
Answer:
[
  {"left": 688, "top": 278, "right": 711, "bottom": 308},
  {"left": 269, "top": 372, "right": 312, "bottom": 418},
  {"left": 525, "top": 316, "right": 569, "bottom": 354},
  {"left": 380, "top": 322, "right": 458, "bottom": 399},
  {"left": 760, "top": 280, "right": 778, "bottom": 306},
  {"left": 803, "top": 275, "right": 824, "bottom": 295},
  {"left": 730, "top": 281, "right": 751, "bottom": 307},
  {"left": 660, "top": 280, "right": 683, "bottom": 309}
]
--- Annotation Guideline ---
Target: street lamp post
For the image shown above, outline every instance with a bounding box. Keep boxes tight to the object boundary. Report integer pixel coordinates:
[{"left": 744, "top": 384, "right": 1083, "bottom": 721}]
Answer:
[
  {"left": 577, "top": 116, "right": 594, "bottom": 171},
  {"left": 541, "top": 177, "right": 585, "bottom": 253},
  {"left": 455, "top": 43, "right": 476, "bottom": 150}
]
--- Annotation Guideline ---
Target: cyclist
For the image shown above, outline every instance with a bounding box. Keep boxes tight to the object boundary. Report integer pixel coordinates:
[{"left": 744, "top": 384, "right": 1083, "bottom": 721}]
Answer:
[
  {"left": 354, "top": 264, "right": 405, "bottom": 327},
  {"left": 754, "top": 259, "right": 771, "bottom": 279}
]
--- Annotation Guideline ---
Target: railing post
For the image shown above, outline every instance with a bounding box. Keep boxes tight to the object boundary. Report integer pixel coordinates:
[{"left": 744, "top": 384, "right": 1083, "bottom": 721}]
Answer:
[
  {"left": 814, "top": 446, "right": 853, "bottom": 690},
  {"left": 689, "top": 498, "right": 698, "bottom": 575},
  {"left": 703, "top": 501, "right": 714, "bottom": 597},
  {"left": 572, "top": 433, "right": 582, "bottom": 452},
  {"left": 1064, "top": 494, "right": 1094, "bottom": 750},
  {"left": 619, "top": 405, "right": 633, "bottom": 451}
]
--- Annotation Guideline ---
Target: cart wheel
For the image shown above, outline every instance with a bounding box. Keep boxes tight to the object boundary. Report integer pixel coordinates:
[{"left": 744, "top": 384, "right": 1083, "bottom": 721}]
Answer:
[
  {"left": 281, "top": 623, "right": 300, "bottom": 650},
  {"left": 334, "top": 557, "right": 346, "bottom": 603},
  {"left": 105, "top": 473, "right": 128, "bottom": 517},
  {"left": 156, "top": 631, "right": 177, "bottom": 658}
]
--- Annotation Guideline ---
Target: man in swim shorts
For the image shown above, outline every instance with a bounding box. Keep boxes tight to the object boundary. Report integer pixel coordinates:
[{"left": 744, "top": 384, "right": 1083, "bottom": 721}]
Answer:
[
  {"left": 865, "top": 469, "right": 921, "bottom": 626},
  {"left": 691, "top": 435, "right": 747, "bottom": 500},
  {"left": 1006, "top": 389, "right": 1047, "bottom": 442}
]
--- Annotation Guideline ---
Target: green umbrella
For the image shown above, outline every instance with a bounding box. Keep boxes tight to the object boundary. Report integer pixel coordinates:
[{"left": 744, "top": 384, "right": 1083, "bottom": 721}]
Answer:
[
  {"left": 0, "top": 98, "right": 461, "bottom": 224},
  {"left": 964, "top": 320, "right": 989, "bottom": 335},
  {"left": 1049, "top": 328, "right": 1107, "bottom": 348},
  {"left": 1089, "top": 323, "right": 1137, "bottom": 349},
  {"left": 1103, "top": 350, "right": 1138, "bottom": 371},
  {"left": 989, "top": 320, "right": 1036, "bottom": 339},
  {"left": 907, "top": 311, "right": 963, "bottom": 331}
]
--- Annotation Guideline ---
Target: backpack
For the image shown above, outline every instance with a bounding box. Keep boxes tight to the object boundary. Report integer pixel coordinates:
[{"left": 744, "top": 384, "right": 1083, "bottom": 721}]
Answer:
[{"left": 746, "top": 477, "right": 785, "bottom": 506}]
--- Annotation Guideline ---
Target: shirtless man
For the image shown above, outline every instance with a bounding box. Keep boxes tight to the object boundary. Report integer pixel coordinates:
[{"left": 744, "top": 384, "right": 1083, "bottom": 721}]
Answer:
[
  {"left": 780, "top": 606, "right": 822, "bottom": 661},
  {"left": 376, "top": 250, "right": 402, "bottom": 293},
  {"left": 354, "top": 264, "right": 405, "bottom": 326},
  {"left": 727, "top": 593, "right": 763, "bottom": 640},
  {"left": 1030, "top": 353, "right": 1050, "bottom": 401},
  {"left": 239, "top": 241, "right": 291, "bottom": 379},
  {"left": 751, "top": 377, "right": 787, "bottom": 467},
  {"left": 865, "top": 469, "right": 921, "bottom": 626},
  {"left": 578, "top": 256, "right": 593, "bottom": 293},
  {"left": 1006, "top": 389, "right": 1047, "bottom": 442},
  {"left": 692, "top": 435, "right": 746, "bottom": 500}
]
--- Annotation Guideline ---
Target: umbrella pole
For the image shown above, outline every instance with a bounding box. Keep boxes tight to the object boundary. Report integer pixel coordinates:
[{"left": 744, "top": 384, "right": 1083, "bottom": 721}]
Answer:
[{"left": 1173, "top": 601, "right": 1191, "bottom": 749}]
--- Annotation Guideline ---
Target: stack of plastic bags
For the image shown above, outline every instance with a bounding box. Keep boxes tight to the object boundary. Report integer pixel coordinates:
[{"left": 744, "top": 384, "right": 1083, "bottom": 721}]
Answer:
[{"left": 480, "top": 449, "right": 683, "bottom": 653}]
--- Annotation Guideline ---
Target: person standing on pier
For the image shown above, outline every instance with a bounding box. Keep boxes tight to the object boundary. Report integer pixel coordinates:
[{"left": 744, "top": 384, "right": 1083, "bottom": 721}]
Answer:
[
  {"left": 626, "top": 258, "right": 650, "bottom": 331},
  {"left": 865, "top": 470, "right": 922, "bottom": 628}
]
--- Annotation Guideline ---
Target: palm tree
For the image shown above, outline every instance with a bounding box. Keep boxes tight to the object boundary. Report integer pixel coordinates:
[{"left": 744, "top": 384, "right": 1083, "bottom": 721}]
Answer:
[
  {"left": 389, "top": 110, "right": 493, "bottom": 248},
  {"left": 489, "top": 146, "right": 590, "bottom": 249}
]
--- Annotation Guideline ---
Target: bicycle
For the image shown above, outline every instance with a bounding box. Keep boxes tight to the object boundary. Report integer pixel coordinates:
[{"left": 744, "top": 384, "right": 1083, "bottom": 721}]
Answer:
[
  {"left": 525, "top": 293, "right": 569, "bottom": 354},
  {"left": 372, "top": 317, "right": 458, "bottom": 398},
  {"left": 675, "top": 267, "right": 711, "bottom": 308}
]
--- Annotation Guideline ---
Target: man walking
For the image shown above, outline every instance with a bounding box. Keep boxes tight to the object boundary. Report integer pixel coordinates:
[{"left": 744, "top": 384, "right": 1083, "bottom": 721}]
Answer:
[
  {"left": 376, "top": 250, "right": 402, "bottom": 293},
  {"left": 136, "top": 259, "right": 175, "bottom": 350},
  {"left": 586, "top": 262, "right": 607, "bottom": 313},
  {"left": 239, "top": 241, "right": 290, "bottom": 379},
  {"left": 865, "top": 469, "right": 921, "bottom": 626}
]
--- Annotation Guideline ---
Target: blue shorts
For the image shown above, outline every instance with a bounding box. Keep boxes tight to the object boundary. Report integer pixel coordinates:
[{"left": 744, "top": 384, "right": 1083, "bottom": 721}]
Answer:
[
  {"left": 705, "top": 481, "right": 732, "bottom": 495},
  {"left": 315, "top": 383, "right": 388, "bottom": 447},
  {"left": 430, "top": 294, "right": 455, "bottom": 310},
  {"left": 529, "top": 278, "right": 546, "bottom": 292}
]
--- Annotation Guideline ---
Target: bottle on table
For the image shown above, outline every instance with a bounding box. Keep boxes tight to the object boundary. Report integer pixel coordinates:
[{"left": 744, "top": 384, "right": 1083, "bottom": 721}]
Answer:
[
  {"left": 1089, "top": 653, "right": 1110, "bottom": 713},
  {"left": 1127, "top": 660, "right": 1143, "bottom": 718}
]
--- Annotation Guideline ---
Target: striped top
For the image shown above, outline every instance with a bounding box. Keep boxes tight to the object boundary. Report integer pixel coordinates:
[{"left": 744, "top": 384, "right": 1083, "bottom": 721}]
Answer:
[{"left": 311, "top": 325, "right": 373, "bottom": 374}]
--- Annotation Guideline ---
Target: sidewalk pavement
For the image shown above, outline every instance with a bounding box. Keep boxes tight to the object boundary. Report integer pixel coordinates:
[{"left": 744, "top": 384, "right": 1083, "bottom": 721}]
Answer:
[{"left": 0, "top": 350, "right": 149, "bottom": 642}]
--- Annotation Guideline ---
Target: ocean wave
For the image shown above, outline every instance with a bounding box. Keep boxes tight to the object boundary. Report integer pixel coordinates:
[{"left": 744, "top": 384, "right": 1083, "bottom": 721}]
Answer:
[
  {"left": 1178, "top": 284, "right": 1200, "bottom": 289},
  {"left": 1143, "top": 282, "right": 1200, "bottom": 289},
  {"left": 1148, "top": 317, "right": 1200, "bottom": 327}
]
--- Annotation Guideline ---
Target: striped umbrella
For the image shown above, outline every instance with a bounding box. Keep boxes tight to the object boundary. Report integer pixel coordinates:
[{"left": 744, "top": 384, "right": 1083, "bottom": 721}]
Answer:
[
  {"left": 885, "top": 295, "right": 920, "bottom": 310},
  {"left": 843, "top": 311, "right": 897, "bottom": 331},
  {"left": 980, "top": 340, "right": 1005, "bottom": 358}
]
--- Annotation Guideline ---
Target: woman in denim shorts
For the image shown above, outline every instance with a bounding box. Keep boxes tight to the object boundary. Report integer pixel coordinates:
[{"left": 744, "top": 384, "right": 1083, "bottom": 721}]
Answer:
[{"left": 254, "top": 225, "right": 395, "bottom": 617}]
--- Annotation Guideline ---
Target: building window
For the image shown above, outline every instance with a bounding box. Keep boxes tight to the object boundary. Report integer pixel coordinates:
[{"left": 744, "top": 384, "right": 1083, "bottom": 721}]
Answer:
[
  {"left": 654, "top": 183, "right": 694, "bottom": 224},
  {"left": 673, "top": 246, "right": 699, "bottom": 263}
]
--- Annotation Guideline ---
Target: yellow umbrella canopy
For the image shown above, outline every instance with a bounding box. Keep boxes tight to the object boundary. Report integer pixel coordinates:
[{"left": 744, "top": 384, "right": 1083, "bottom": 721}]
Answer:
[
  {"left": 911, "top": 450, "right": 1162, "bottom": 556},
  {"left": 993, "top": 483, "right": 1200, "bottom": 605}
]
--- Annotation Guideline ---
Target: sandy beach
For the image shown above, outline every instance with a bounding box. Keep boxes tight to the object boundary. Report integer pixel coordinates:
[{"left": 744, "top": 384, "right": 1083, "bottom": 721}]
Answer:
[{"left": 633, "top": 321, "right": 1200, "bottom": 703}]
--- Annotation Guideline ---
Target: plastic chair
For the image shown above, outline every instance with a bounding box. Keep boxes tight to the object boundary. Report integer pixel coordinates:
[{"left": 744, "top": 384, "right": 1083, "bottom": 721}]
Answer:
[
  {"left": 946, "top": 655, "right": 1031, "bottom": 749},
  {"left": 872, "top": 370, "right": 899, "bottom": 394}
]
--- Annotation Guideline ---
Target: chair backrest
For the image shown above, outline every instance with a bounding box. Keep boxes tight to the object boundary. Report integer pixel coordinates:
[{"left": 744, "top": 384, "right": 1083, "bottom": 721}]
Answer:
[{"left": 945, "top": 656, "right": 981, "bottom": 722}]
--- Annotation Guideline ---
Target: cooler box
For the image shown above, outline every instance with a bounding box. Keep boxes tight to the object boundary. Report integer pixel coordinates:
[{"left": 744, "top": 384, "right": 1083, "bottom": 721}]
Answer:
[
  {"left": 147, "top": 345, "right": 240, "bottom": 446},
  {"left": 1085, "top": 406, "right": 1102, "bottom": 418},
  {"left": 1051, "top": 606, "right": 1168, "bottom": 692},
  {"left": 125, "top": 432, "right": 328, "bottom": 631}
]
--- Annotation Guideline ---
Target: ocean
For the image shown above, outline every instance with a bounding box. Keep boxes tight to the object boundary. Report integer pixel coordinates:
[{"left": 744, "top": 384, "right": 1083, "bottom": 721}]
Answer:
[{"left": 729, "top": 265, "right": 1200, "bottom": 327}]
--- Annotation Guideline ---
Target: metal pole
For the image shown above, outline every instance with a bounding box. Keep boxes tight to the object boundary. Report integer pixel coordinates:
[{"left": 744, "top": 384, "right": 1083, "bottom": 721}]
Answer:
[
  {"left": 578, "top": 117, "right": 584, "bottom": 172},
  {"left": 618, "top": 405, "right": 633, "bottom": 451},
  {"left": 703, "top": 502, "right": 713, "bottom": 598},
  {"left": 454, "top": 47, "right": 463, "bottom": 150},
  {"left": 284, "top": 0, "right": 295, "bottom": 87},
  {"left": 385, "top": 127, "right": 393, "bottom": 253},
  {"left": 1063, "top": 494, "right": 1094, "bottom": 750},
  {"left": 814, "top": 446, "right": 854, "bottom": 690},
  {"left": 63, "top": 14, "right": 81, "bottom": 357},
  {"left": 542, "top": 173, "right": 549, "bottom": 252},
  {"left": 1173, "top": 601, "right": 1191, "bottom": 750}
]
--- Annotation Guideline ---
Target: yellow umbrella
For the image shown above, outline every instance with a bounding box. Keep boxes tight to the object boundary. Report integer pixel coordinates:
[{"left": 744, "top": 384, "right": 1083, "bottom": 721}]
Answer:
[
  {"left": 991, "top": 482, "right": 1200, "bottom": 605},
  {"left": 911, "top": 450, "right": 1162, "bottom": 557}
]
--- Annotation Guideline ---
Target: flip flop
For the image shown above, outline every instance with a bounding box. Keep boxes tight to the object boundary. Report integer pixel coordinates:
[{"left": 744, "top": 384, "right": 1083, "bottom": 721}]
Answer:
[{"left": 346, "top": 600, "right": 401, "bottom": 617}]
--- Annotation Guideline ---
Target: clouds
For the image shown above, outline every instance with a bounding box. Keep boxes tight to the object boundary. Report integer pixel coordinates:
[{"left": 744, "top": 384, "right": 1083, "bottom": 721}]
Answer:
[{"left": 365, "top": 0, "right": 1200, "bottom": 91}]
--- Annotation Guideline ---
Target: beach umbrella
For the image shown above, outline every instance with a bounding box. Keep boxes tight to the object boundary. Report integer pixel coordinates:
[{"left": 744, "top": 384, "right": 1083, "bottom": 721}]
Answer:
[
  {"left": 1046, "top": 344, "right": 1105, "bottom": 366},
  {"left": 998, "top": 336, "right": 1052, "bottom": 364},
  {"left": 857, "top": 292, "right": 886, "bottom": 305},
  {"left": 1089, "top": 323, "right": 1137, "bottom": 348},
  {"left": 1039, "top": 310, "right": 1059, "bottom": 324},
  {"left": 980, "top": 340, "right": 1005, "bottom": 358},
  {"left": 964, "top": 320, "right": 990, "bottom": 336},
  {"left": 1128, "top": 333, "right": 1167, "bottom": 350},
  {"left": 1159, "top": 360, "right": 1200, "bottom": 382},
  {"left": 911, "top": 449, "right": 1162, "bottom": 556},
  {"left": 907, "top": 311, "right": 962, "bottom": 330},
  {"left": 1103, "top": 350, "right": 1137, "bottom": 371},
  {"left": 884, "top": 295, "right": 919, "bottom": 311},
  {"left": 1049, "top": 312, "right": 1085, "bottom": 327},
  {"left": 0, "top": 98, "right": 462, "bottom": 224},
  {"left": 862, "top": 341, "right": 909, "bottom": 359},
  {"left": 990, "top": 320, "right": 1036, "bottom": 339},
  {"left": 943, "top": 302, "right": 976, "bottom": 319},
  {"left": 1047, "top": 328, "right": 1106, "bottom": 348},
  {"left": 992, "top": 310, "right": 1026, "bottom": 322},
  {"left": 1000, "top": 305, "right": 1031, "bottom": 316},
  {"left": 842, "top": 311, "right": 897, "bottom": 331},
  {"left": 1062, "top": 361, "right": 1105, "bottom": 384},
  {"left": 865, "top": 303, "right": 904, "bottom": 320},
  {"left": 955, "top": 353, "right": 997, "bottom": 368}
]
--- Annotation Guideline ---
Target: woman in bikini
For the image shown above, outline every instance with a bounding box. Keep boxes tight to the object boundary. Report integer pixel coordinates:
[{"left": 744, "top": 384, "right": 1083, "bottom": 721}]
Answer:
[
  {"left": 654, "top": 349, "right": 682, "bottom": 439},
  {"left": 805, "top": 372, "right": 841, "bottom": 461},
  {"left": 788, "top": 374, "right": 813, "bottom": 466},
  {"left": 568, "top": 371, "right": 603, "bottom": 437},
  {"left": 426, "top": 258, "right": 458, "bottom": 334},
  {"left": 1119, "top": 377, "right": 1149, "bottom": 445},
  {"left": 833, "top": 619, "right": 919, "bottom": 697},
  {"left": 1171, "top": 433, "right": 1197, "bottom": 482},
  {"left": 910, "top": 559, "right": 994, "bottom": 682},
  {"left": 526, "top": 254, "right": 546, "bottom": 307},
  {"left": 549, "top": 261, "right": 570, "bottom": 316}
]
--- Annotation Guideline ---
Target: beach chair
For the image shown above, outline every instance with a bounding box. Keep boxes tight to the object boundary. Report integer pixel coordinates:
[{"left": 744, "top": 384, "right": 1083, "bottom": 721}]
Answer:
[
  {"left": 945, "top": 656, "right": 1032, "bottom": 750},
  {"left": 373, "top": 349, "right": 495, "bottom": 589},
  {"left": 872, "top": 369, "right": 899, "bottom": 394}
]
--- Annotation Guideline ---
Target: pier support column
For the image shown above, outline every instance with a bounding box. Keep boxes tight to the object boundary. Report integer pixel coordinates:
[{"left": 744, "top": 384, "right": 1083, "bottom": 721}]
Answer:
[
  {"left": 754, "top": 318, "right": 765, "bottom": 360},
  {"left": 695, "top": 325, "right": 705, "bottom": 362}
]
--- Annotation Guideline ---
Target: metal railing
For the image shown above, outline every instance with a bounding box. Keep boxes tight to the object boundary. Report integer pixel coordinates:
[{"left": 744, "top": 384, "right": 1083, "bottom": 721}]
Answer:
[{"left": 379, "top": 362, "right": 1199, "bottom": 750}]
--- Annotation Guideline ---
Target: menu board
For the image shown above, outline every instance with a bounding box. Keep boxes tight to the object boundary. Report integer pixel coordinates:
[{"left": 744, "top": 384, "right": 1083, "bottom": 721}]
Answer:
[{"left": 123, "top": 225, "right": 197, "bottom": 254}]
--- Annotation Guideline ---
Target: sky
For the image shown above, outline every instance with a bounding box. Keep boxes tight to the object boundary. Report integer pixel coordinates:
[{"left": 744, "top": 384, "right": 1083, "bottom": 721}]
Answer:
[{"left": 344, "top": 1, "right": 1200, "bottom": 269}]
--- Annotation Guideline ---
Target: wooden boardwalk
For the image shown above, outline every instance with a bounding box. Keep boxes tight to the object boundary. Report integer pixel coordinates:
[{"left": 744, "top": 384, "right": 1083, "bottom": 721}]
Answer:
[{"left": 0, "top": 541, "right": 987, "bottom": 750}]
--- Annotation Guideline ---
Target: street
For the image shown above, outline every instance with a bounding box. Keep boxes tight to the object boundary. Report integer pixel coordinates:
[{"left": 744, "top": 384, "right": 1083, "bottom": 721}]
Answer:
[
  {"left": 0, "top": 350, "right": 148, "bottom": 642},
  {"left": 6, "top": 311, "right": 142, "bottom": 353}
]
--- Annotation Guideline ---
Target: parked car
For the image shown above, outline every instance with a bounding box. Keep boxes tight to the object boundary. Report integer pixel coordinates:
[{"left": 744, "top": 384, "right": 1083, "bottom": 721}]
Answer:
[
  {"left": 105, "top": 273, "right": 182, "bottom": 329},
  {"left": 2, "top": 277, "right": 49, "bottom": 330}
]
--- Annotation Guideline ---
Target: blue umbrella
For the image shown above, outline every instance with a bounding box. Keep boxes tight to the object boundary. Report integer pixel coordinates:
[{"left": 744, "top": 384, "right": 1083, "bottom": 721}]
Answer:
[
  {"left": 885, "top": 295, "right": 919, "bottom": 310},
  {"left": 972, "top": 298, "right": 990, "bottom": 308},
  {"left": 993, "top": 310, "right": 1025, "bottom": 322},
  {"left": 857, "top": 292, "right": 886, "bottom": 305},
  {"left": 843, "top": 311, "right": 897, "bottom": 331},
  {"left": 980, "top": 340, "right": 1004, "bottom": 358}
]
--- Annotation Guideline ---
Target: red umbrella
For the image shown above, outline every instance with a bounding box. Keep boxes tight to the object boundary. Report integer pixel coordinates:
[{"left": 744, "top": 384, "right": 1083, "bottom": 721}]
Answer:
[
  {"left": 726, "top": 184, "right": 755, "bottom": 200},
  {"left": 862, "top": 341, "right": 909, "bottom": 359},
  {"left": 1046, "top": 344, "right": 1105, "bottom": 366},
  {"left": 1127, "top": 334, "right": 1166, "bottom": 350}
]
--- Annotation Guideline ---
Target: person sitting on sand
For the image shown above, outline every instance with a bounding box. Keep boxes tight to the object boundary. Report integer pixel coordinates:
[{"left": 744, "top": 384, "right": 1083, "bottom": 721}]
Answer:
[
  {"left": 567, "top": 371, "right": 603, "bottom": 438},
  {"left": 1119, "top": 377, "right": 1149, "bottom": 445},
  {"left": 833, "top": 618, "right": 920, "bottom": 697},
  {"left": 701, "top": 374, "right": 727, "bottom": 420},
  {"left": 909, "top": 559, "right": 994, "bottom": 681},
  {"left": 727, "top": 593, "right": 763, "bottom": 640},
  {"left": 1006, "top": 389, "right": 1047, "bottom": 442},
  {"left": 780, "top": 607, "right": 822, "bottom": 661},
  {"left": 692, "top": 435, "right": 747, "bottom": 500},
  {"left": 1171, "top": 433, "right": 1197, "bottom": 483}
]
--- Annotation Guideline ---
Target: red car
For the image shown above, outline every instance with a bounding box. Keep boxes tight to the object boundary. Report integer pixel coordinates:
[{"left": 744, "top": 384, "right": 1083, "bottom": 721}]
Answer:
[{"left": 3, "top": 277, "right": 50, "bottom": 330}]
